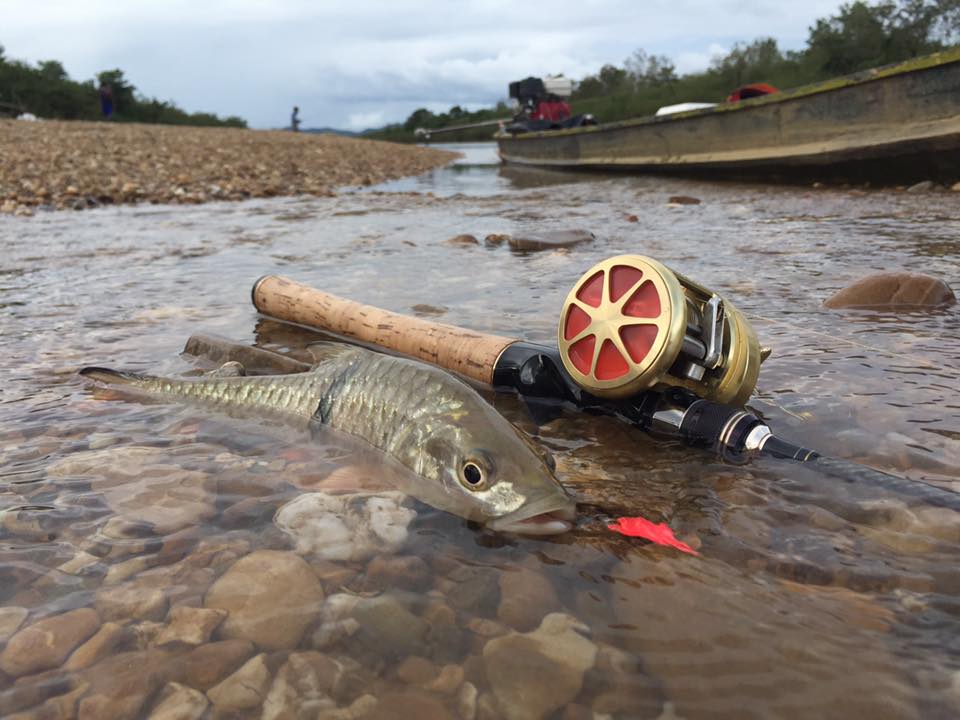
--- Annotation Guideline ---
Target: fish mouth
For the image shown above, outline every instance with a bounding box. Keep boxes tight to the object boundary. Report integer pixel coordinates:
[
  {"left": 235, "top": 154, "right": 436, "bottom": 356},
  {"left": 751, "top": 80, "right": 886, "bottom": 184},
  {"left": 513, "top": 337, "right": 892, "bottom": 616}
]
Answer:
[{"left": 487, "top": 495, "right": 577, "bottom": 536}]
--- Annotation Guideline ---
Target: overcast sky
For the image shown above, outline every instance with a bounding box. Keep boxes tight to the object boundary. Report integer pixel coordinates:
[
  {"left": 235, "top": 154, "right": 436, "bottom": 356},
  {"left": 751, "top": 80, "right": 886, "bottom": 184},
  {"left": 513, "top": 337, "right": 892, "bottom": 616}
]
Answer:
[{"left": 2, "top": 0, "right": 846, "bottom": 130}]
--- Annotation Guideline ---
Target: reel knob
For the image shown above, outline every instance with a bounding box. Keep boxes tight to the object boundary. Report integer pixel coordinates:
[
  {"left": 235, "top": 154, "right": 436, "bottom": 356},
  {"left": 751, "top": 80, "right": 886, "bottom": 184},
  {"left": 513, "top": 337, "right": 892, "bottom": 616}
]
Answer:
[{"left": 558, "top": 256, "right": 687, "bottom": 399}]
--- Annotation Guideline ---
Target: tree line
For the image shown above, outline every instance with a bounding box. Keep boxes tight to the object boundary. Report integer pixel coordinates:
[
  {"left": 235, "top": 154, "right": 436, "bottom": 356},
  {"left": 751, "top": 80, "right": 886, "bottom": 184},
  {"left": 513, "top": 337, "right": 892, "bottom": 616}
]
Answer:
[
  {"left": 366, "top": 103, "right": 511, "bottom": 143},
  {"left": 0, "top": 46, "right": 246, "bottom": 127},
  {"left": 368, "top": 0, "right": 960, "bottom": 142}
]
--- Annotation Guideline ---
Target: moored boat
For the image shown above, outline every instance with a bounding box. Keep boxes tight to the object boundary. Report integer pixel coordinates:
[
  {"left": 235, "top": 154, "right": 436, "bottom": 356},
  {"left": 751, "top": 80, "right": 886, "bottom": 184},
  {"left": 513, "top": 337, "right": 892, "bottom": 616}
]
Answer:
[{"left": 496, "top": 48, "right": 960, "bottom": 182}]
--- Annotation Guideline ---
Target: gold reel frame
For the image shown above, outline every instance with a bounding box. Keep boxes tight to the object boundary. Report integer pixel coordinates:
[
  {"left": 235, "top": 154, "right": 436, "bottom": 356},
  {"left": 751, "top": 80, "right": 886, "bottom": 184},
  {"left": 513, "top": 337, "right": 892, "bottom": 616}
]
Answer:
[{"left": 558, "top": 255, "right": 764, "bottom": 406}]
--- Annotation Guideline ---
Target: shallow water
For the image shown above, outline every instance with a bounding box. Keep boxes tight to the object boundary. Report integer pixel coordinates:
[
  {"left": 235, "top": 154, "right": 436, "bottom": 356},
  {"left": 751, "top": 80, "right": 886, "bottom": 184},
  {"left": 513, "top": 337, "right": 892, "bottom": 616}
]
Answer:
[{"left": 1, "top": 143, "right": 959, "bottom": 719}]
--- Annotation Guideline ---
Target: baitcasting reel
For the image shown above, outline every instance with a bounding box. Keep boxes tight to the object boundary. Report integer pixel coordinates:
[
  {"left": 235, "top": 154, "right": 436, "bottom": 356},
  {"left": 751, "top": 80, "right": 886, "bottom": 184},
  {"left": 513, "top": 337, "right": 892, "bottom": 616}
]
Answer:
[
  {"left": 558, "top": 255, "right": 769, "bottom": 407},
  {"left": 253, "top": 259, "right": 794, "bottom": 461}
]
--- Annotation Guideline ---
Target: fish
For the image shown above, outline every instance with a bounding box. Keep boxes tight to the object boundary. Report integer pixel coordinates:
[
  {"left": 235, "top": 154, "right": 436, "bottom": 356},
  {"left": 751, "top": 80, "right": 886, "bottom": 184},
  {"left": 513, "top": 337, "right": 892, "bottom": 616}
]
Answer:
[{"left": 80, "top": 342, "right": 576, "bottom": 534}]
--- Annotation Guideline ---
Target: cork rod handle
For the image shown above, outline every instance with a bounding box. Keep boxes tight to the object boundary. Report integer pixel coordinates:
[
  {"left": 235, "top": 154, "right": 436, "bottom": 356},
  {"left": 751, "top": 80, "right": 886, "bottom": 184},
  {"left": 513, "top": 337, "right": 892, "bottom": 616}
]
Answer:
[{"left": 251, "top": 275, "right": 519, "bottom": 385}]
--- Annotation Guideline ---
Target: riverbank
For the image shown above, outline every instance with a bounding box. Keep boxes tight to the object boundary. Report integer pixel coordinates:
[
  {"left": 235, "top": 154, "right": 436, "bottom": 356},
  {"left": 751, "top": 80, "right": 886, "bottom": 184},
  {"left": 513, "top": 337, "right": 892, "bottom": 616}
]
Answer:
[{"left": 0, "top": 120, "right": 456, "bottom": 215}]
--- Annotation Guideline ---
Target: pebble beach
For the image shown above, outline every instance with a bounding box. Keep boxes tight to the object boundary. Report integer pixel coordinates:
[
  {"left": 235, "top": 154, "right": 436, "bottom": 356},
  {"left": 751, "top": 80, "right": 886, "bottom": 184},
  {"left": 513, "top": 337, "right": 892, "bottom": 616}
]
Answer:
[{"left": 0, "top": 119, "right": 456, "bottom": 215}]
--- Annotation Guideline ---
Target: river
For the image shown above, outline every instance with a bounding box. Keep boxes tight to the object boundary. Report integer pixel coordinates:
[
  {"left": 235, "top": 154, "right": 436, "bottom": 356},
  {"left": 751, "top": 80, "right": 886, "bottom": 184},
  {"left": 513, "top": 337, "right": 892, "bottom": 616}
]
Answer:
[{"left": 1, "top": 142, "right": 958, "bottom": 718}]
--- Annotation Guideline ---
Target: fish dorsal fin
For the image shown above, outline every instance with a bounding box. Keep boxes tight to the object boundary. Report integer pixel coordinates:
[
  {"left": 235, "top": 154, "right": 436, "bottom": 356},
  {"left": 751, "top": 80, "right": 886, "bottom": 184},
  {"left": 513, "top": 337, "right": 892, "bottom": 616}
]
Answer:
[{"left": 306, "top": 341, "right": 363, "bottom": 367}]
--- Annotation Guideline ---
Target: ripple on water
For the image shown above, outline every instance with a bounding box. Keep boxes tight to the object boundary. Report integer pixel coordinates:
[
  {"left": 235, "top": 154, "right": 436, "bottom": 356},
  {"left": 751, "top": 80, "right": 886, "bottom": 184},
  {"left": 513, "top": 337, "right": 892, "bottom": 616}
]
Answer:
[{"left": 0, "top": 150, "right": 958, "bottom": 718}]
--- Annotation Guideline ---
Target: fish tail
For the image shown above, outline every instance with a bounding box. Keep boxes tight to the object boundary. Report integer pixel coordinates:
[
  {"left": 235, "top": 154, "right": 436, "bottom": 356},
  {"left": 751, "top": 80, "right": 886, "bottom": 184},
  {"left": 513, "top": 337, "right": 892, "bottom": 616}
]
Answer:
[{"left": 79, "top": 366, "right": 150, "bottom": 386}]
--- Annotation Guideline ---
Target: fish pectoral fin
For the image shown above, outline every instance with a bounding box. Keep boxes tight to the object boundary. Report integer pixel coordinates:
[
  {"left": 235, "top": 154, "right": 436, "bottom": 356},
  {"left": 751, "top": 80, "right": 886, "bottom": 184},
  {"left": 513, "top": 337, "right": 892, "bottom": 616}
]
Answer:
[
  {"left": 306, "top": 341, "right": 362, "bottom": 366},
  {"left": 79, "top": 366, "right": 148, "bottom": 386}
]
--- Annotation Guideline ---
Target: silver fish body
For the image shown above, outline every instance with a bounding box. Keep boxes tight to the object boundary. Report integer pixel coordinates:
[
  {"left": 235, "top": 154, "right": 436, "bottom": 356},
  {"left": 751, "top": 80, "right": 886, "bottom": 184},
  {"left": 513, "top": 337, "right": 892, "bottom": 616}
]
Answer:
[{"left": 80, "top": 343, "right": 575, "bottom": 534}]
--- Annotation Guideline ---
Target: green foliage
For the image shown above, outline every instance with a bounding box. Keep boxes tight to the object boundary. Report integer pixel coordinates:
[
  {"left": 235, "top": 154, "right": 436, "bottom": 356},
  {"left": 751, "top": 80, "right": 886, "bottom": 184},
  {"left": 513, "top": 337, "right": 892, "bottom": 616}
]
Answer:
[
  {"left": 625, "top": 50, "right": 678, "bottom": 89},
  {"left": 376, "top": 0, "right": 959, "bottom": 142},
  {"left": 804, "top": 0, "right": 956, "bottom": 75},
  {"left": 38, "top": 60, "right": 67, "bottom": 81},
  {"left": 576, "top": 64, "right": 633, "bottom": 98},
  {"left": 575, "top": 0, "right": 959, "bottom": 118},
  {"left": 0, "top": 51, "right": 246, "bottom": 127},
  {"left": 368, "top": 103, "right": 508, "bottom": 142}
]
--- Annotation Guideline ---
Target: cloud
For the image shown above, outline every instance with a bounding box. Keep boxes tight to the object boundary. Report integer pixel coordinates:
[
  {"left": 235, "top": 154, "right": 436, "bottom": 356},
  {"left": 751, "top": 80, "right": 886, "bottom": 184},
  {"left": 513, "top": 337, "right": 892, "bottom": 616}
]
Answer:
[
  {"left": 1, "top": 0, "right": 847, "bottom": 129},
  {"left": 674, "top": 43, "right": 730, "bottom": 75},
  {"left": 344, "top": 110, "right": 386, "bottom": 132}
]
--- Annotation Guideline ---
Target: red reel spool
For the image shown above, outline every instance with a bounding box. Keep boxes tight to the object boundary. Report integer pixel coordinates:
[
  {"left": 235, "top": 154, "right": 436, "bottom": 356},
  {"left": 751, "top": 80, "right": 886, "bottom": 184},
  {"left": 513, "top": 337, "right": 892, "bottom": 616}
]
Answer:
[{"left": 557, "top": 255, "right": 687, "bottom": 399}]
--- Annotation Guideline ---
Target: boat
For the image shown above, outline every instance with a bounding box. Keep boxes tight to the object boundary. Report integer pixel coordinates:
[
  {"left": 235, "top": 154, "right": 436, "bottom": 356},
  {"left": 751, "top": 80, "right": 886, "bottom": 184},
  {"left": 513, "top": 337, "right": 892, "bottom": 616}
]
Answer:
[{"left": 495, "top": 48, "right": 960, "bottom": 183}]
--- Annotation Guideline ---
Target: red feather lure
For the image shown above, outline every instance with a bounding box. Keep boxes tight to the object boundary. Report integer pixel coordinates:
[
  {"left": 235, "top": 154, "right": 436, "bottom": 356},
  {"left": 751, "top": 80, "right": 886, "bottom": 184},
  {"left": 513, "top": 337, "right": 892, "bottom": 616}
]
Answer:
[{"left": 607, "top": 516, "right": 700, "bottom": 556}]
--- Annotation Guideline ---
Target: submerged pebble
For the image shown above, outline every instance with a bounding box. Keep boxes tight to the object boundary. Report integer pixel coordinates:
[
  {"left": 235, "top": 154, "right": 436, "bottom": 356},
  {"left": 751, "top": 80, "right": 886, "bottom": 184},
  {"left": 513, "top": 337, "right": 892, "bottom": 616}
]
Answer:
[
  {"left": 497, "top": 567, "right": 560, "bottom": 632},
  {"left": 204, "top": 549, "right": 324, "bottom": 650},
  {"left": 171, "top": 639, "right": 255, "bottom": 691},
  {"left": 483, "top": 613, "right": 598, "bottom": 720},
  {"left": 147, "top": 681, "right": 209, "bottom": 720},
  {"left": 206, "top": 652, "right": 273, "bottom": 712},
  {"left": 154, "top": 606, "right": 227, "bottom": 647},
  {"left": 0, "top": 606, "right": 29, "bottom": 644},
  {"left": 261, "top": 652, "right": 340, "bottom": 720},
  {"left": 0, "top": 608, "right": 100, "bottom": 677},
  {"left": 65, "top": 622, "right": 127, "bottom": 671},
  {"left": 48, "top": 446, "right": 216, "bottom": 535},
  {"left": 274, "top": 491, "right": 416, "bottom": 561}
]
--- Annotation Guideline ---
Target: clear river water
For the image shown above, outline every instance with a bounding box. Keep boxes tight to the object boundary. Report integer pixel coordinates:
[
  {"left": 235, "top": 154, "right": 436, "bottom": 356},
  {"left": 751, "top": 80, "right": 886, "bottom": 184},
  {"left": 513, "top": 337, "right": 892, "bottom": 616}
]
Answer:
[{"left": 1, "top": 142, "right": 959, "bottom": 719}]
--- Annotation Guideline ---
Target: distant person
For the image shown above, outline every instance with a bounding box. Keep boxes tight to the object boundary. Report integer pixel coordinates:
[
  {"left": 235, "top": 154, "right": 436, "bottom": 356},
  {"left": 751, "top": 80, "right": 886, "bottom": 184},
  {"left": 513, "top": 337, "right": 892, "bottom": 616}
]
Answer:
[
  {"left": 291, "top": 106, "right": 300, "bottom": 132},
  {"left": 98, "top": 80, "right": 113, "bottom": 120}
]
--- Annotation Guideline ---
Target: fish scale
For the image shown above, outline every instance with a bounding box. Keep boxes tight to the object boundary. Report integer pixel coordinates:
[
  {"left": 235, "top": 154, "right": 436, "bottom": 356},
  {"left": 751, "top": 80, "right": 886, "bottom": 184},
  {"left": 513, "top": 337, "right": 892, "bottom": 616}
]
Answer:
[
  {"left": 80, "top": 342, "right": 575, "bottom": 533},
  {"left": 84, "top": 347, "right": 476, "bottom": 470}
]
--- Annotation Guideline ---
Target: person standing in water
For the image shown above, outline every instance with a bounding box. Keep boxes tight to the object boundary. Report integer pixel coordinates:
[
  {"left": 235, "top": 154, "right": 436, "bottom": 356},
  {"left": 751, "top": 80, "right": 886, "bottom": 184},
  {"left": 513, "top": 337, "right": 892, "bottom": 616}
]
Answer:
[
  {"left": 98, "top": 81, "right": 113, "bottom": 120},
  {"left": 290, "top": 106, "right": 300, "bottom": 132}
]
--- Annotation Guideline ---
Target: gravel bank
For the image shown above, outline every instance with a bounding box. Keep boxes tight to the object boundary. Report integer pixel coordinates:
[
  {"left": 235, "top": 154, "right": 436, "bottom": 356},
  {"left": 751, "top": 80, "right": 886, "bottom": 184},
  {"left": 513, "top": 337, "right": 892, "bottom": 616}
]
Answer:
[{"left": 0, "top": 119, "right": 456, "bottom": 215}]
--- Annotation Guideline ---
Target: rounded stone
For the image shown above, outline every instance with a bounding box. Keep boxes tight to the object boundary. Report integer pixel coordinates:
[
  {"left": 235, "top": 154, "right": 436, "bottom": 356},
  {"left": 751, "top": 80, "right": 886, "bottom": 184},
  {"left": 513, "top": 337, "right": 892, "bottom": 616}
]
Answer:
[
  {"left": 95, "top": 581, "right": 169, "bottom": 623},
  {"left": 0, "top": 606, "right": 29, "bottom": 644},
  {"left": 824, "top": 272, "right": 956, "bottom": 309},
  {"left": 147, "top": 682, "right": 209, "bottom": 720},
  {"left": 155, "top": 606, "right": 227, "bottom": 646},
  {"left": 482, "top": 614, "right": 597, "bottom": 720},
  {"left": 497, "top": 568, "right": 560, "bottom": 632},
  {"left": 204, "top": 550, "right": 323, "bottom": 650},
  {"left": 0, "top": 608, "right": 100, "bottom": 677},
  {"left": 78, "top": 648, "right": 174, "bottom": 720},
  {"left": 172, "top": 639, "right": 254, "bottom": 691},
  {"left": 206, "top": 653, "right": 272, "bottom": 712},
  {"left": 364, "top": 555, "right": 432, "bottom": 592},
  {"left": 65, "top": 622, "right": 127, "bottom": 671},
  {"left": 367, "top": 690, "right": 453, "bottom": 720},
  {"left": 446, "top": 234, "right": 479, "bottom": 246},
  {"left": 396, "top": 655, "right": 438, "bottom": 685}
]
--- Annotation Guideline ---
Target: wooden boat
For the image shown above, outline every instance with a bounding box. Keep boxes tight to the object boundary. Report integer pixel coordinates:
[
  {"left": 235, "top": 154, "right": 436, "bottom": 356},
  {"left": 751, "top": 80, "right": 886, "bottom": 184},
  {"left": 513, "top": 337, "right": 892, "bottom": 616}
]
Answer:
[{"left": 496, "top": 48, "right": 960, "bottom": 182}]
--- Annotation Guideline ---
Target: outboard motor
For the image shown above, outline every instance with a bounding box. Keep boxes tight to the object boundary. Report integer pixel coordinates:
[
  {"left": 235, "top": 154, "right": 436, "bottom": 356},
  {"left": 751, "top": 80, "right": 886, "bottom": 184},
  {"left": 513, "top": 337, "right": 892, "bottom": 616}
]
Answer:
[
  {"left": 508, "top": 77, "right": 548, "bottom": 117},
  {"left": 505, "top": 75, "right": 592, "bottom": 133}
]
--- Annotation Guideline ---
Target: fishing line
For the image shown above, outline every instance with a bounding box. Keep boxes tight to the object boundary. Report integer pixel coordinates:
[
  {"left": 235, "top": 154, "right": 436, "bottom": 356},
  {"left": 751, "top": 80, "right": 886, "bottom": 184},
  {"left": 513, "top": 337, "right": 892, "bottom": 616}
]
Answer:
[{"left": 750, "top": 312, "right": 945, "bottom": 372}]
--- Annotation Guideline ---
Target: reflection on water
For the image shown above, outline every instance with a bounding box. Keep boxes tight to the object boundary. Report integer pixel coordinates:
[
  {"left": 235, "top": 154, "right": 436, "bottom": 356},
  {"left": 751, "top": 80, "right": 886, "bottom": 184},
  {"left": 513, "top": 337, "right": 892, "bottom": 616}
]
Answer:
[{"left": 1, "top": 145, "right": 959, "bottom": 719}]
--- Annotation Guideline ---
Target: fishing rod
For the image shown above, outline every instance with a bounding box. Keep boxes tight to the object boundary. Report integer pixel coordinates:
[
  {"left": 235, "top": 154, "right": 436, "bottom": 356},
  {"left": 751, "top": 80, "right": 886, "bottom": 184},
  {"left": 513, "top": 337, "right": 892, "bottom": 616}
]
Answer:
[{"left": 250, "top": 255, "right": 960, "bottom": 510}]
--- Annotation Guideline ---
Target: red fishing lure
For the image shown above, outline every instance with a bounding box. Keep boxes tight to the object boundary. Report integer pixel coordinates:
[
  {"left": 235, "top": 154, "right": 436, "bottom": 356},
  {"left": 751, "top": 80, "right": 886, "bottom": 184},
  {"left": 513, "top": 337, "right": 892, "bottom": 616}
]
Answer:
[{"left": 607, "top": 516, "right": 700, "bottom": 556}]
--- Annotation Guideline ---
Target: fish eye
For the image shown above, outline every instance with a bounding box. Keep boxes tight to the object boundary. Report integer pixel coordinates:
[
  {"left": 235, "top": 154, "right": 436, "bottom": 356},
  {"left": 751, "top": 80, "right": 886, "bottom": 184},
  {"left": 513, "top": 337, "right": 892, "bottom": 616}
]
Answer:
[{"left": 460, "top": 461, "right": 486, "bottom": 490}]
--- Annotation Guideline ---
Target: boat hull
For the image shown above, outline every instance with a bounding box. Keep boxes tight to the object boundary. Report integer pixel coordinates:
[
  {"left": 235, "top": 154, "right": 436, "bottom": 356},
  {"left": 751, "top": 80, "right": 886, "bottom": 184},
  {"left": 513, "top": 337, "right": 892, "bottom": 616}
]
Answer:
[{"left": 496, "top": 50, "right": 960, "bottom": 183}]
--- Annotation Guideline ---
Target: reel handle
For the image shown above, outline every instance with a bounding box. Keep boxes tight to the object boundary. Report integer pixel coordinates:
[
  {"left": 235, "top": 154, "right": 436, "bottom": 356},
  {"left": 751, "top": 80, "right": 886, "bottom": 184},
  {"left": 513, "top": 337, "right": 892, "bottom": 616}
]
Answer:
[{"left": 251, "top": 275, "right": 518, "bottom": 385}]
